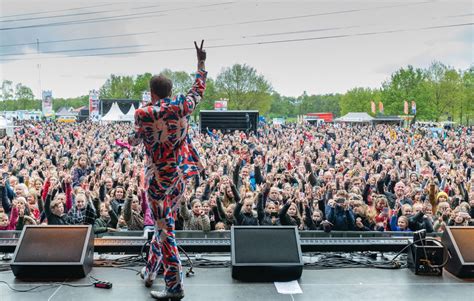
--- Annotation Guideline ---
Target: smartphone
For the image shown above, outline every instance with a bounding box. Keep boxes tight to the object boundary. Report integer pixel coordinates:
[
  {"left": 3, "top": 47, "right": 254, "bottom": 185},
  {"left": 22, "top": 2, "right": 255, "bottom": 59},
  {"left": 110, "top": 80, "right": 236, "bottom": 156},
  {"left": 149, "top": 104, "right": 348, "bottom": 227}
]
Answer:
[
  {"left": 300, "top": 192, "right": 305, "bottom": 198},
  {"left": 2, "top": 172, "right": 8, "bottom": 180},
  {"left": 383, "top": 208, "right": 389, "bottom": 215}
]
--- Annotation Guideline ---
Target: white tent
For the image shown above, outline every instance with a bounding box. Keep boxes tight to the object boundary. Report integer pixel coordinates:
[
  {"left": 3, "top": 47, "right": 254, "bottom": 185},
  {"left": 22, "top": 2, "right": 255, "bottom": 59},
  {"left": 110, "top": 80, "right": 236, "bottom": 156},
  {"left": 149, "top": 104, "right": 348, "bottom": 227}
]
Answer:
[
  {"left": 335, "top": 112, "right": 374, "bottom": 123},
  {"left": 123, "top": 104, "right": 136, "bottom": 122},
  {"left": 101, "top": 102, "right": 126, "bottom": 121}
]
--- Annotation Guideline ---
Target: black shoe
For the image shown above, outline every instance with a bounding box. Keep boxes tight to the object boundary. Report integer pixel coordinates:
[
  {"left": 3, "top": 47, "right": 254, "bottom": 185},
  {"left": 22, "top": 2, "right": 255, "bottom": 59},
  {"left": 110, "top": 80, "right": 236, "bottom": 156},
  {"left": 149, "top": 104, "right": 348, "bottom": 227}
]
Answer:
[{"left": 150, "top": 289, "right": 184, "bottom": 300}]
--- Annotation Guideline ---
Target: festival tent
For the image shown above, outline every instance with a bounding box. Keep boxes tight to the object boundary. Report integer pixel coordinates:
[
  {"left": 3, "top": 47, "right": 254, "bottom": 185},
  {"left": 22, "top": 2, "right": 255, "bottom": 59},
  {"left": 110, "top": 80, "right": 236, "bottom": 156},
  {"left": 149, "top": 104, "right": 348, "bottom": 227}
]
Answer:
[
  {"left": 123, "top": 103, "right": 136, "bottom": 122},
  {"left": 334, "top": 112, "right": 374, "bottom": 123},
  {"left": 101, "top": 102, "right": 126, "bottom": 121}
]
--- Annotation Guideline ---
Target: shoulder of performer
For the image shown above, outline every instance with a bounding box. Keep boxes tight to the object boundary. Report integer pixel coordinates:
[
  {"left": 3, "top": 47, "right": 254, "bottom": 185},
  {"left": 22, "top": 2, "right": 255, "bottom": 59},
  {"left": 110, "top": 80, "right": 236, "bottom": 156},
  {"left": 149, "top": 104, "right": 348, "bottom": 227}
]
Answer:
[{"left": 134, "top": 106, "right": 150, "bottom": 119}]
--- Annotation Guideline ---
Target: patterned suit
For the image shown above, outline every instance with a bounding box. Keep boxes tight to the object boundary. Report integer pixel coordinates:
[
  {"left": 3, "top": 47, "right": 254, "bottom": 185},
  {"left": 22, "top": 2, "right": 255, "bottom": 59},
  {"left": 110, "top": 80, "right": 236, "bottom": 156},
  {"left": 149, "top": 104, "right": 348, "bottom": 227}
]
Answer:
[{"left": 129, "top": 70, "right": 206, "bottom": 292}]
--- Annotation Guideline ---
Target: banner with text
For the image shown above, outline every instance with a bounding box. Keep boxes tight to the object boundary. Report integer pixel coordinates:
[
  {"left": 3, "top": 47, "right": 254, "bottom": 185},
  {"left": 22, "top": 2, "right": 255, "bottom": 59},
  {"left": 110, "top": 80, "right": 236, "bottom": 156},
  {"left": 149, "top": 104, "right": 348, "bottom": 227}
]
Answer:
[
  {"left": 89, "top": 90, "right": 100, "bottom": 121},
  {"left": 142, "top": 91, "right": 151, "bottom": 107},
  {"left": 42, "top": 90, "right": 53, "bottom": 116}
]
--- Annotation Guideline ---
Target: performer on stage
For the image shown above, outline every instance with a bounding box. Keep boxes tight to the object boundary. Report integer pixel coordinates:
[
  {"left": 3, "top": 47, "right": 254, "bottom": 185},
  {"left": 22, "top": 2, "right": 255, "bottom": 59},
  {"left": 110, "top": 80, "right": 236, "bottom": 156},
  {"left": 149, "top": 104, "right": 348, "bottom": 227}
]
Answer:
[{"left": 127, "top": 40, "right": 207, "bottom": 300}]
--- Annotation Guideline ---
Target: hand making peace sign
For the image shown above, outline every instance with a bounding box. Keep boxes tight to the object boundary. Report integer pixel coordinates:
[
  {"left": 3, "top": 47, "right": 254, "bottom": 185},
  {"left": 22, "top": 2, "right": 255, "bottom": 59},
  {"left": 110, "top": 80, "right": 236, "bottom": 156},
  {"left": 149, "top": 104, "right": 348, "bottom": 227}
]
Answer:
[{"left": 194, "top": 40, "right": 206, "bottom": 70}]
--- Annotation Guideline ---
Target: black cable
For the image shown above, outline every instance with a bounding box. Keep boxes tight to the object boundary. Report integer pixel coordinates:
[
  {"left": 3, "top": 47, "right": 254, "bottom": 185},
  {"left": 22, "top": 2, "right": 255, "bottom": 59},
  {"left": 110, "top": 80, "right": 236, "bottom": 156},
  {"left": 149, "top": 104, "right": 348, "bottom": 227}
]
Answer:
[
  {"left": 0, "top": 280, "right": 60, "bottom": 293},
  {"left": 1, "top": 44, "right": 149, "bottom": 57},
  {"left": 1, "top": 9, "right": 121, "bottom": 24},
  {"left": 389, "top": 238, "right": 425, "bottom": 263},
  {"left": 0, "top": 3, "right": 115, "bottom": 20},
  {"left": 302, "top": 252, "right": 408, "bottom": 270},
  {"left": 0, "top": 2, "right": 235, "bottom": 31},
  {"left": 140, "top": 239, "right": 151, "bottom": 263},
  {"left": 177, "top": 245, "right": 195, "bottom": 277},
  {"left": 0, "top": 31, "right": 157, "bottom": 48},
  {"left": 2, "top": 22, "right": 471, "bottom": 61},
  {"left": 0, "top": 279, "right": 94, "bottom": 293},
  {"left": 424, "top": 239, "right": 450, "bottom": 269},
  {"left": 2, "top": 7, "right": 469, "bottom": 49}
]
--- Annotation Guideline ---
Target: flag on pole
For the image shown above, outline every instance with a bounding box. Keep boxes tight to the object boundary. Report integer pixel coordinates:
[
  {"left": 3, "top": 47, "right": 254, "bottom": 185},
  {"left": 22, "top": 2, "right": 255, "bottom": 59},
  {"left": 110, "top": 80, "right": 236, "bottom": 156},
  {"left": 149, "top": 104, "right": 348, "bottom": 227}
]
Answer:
[
  {"left": 371, "top": 101, "right": 376, "bottom": 114},
  {"left": 378, "top": 101, "right": 384, "bottom": 114},
  {"left": 411, "top": 101, "right": 416, "bottom": 115},
  {"left": 404, "top": 100, "right": 409, "bottom": 115}
]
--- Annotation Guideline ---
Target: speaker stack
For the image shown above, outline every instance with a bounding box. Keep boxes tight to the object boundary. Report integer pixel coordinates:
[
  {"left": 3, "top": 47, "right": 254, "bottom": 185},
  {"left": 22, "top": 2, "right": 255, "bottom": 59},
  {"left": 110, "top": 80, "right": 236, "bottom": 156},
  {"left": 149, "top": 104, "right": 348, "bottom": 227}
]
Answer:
[{"left": 11, "top": 225, "right": 94, "bottom": 279}]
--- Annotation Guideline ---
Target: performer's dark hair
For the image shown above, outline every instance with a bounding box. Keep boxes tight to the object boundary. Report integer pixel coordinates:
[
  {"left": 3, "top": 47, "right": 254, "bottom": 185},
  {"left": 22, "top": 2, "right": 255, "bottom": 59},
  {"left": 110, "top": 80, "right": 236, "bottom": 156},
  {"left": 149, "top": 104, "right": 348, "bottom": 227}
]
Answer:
[{"left": 150, "top": 75, "right": 173, "bottom": 99}]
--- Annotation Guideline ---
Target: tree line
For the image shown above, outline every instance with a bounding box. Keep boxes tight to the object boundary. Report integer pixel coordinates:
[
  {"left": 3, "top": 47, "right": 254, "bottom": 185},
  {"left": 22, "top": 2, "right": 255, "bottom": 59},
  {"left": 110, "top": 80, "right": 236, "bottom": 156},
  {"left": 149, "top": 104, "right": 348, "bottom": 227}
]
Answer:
[{"left": 1, "top": 61, "right": 473, "bottom": 124}]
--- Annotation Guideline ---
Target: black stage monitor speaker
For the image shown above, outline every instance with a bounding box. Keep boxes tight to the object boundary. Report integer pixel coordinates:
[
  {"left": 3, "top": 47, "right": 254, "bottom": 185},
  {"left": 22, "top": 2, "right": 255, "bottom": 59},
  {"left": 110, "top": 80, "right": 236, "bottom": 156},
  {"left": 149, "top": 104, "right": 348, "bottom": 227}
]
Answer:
[
  {"left": 11, "top": 225, "right": 94, "bottom": 279},
  {"left": 200, "top": 110, "right": 259, "bottom": 133},
  {"left": 231, "top": 226, "right": 303, "bottom": 282},
  {"left": 441, "top": 226, "right": 474, "bottom": 278}
]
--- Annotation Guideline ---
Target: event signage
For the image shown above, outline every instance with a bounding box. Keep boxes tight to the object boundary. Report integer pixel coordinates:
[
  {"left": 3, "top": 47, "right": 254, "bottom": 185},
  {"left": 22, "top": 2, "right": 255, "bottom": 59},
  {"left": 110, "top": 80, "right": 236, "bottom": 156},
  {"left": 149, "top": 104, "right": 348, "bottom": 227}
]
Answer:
[
  {"left": 142, "top": 91, "right": 151, "bottom": 107},
  {"left": 89, "top": 90, "right": 100, "bottom": 121},
  {"left": 41, "top": 90, "right": 53, "bottom": 116},
  {"left": 214, "top": 100, "right": 228, "bottom": 111}
]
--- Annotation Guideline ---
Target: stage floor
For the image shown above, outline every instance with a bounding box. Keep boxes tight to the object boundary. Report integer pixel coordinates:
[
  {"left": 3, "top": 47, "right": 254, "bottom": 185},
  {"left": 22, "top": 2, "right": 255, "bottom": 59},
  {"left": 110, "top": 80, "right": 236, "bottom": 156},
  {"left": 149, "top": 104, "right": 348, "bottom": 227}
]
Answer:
[{"left": 0, "top": 263, "right": 473, "bottom": 301}]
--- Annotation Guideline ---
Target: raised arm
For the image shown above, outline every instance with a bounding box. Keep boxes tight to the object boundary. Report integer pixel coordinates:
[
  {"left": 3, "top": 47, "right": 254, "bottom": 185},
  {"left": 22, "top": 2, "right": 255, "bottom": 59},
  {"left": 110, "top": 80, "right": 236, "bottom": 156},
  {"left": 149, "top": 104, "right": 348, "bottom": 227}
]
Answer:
[
  {"left": 181, "top": 40, "right": 207, "bottom": 116},
  {"left": 128, "top": 109, "right": 144, "bottom": 147},
  {"left": 180, "top": 197, "right": 192, "bottom": 221}
]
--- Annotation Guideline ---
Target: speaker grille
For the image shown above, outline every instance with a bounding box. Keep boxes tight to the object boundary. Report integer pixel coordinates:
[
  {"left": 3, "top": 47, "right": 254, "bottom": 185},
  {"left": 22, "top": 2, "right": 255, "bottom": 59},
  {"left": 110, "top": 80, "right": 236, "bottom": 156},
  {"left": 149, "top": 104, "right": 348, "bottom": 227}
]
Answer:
[
  {"left": 233, "top": 228, "right": 300, "bottom": 264},
  {"left": 450, "top": 228, "right": 474, "bottom": 262},
  {"left": 15, "top": 227, "right": 88, "bottom": 262}
]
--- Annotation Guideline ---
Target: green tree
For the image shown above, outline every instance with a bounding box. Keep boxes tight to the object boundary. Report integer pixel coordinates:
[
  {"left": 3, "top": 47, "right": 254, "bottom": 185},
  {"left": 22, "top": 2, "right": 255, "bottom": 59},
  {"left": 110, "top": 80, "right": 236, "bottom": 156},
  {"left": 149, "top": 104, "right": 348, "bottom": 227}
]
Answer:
[
  {"left": 381, "top": 65, "right": 432, "bottom": 118},
  {"left": 159, "top": 69, "right": 193, "bottom": 96},
  {"left": 425, "top": 62, "right": 463, "bottom": 122},
  {"left": 15, "top": 83, "right": 34, "bottom": 100},
  {"left": 443, "top": 68, "right": 463, "bottom": 123},
  {"left": 99, "top": 75, "right": 135, "bottom": 99},
  {"left": 299, "top": 93, "right": 341, "bottom": 117},
  {"left": 53, "top": 96, "right": 89, "bottom": 111},
  {"left": 269, "top": 92, "right": 297, "bottom": 118},
  {"left": 215, "top": 64, "right": 273, "bottom": 113},
  {"left": 1, "top": 80, "right": 14, "bottom": 101},
  {"left": 132, "top": 73, "right": 153, "bottom": 99},
  {"left": 339, "top": 87, "right": 379, "bottom": 115},
  {"left": 461, "top": 67, "right": 474, "bottom": 125}
]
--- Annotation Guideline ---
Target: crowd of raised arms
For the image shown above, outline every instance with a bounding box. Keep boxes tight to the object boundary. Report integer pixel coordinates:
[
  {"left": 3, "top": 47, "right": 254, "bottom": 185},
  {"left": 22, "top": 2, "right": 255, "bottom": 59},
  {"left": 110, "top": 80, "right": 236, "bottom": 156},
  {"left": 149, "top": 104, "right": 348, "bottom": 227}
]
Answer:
[{"left": 0, "top": 120, "right": 473, "bottom": 234}]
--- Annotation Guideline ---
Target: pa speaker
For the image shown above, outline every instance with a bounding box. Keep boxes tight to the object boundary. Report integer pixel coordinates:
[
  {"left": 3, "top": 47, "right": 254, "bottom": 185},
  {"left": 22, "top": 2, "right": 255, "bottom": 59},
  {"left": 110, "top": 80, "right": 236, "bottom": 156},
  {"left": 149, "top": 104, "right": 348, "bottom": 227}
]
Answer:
[
  {"left": 11, "top": 225, "right": 94, "bottom": 279},
  {"left": 441, "top": 226, "right": 474, "bottom": 278},
  {"left": 231, "top": 226, "right": 303, "bottom": 282},
  {"left": 200, "top": 110, "right": 259, "bottom": 133}
]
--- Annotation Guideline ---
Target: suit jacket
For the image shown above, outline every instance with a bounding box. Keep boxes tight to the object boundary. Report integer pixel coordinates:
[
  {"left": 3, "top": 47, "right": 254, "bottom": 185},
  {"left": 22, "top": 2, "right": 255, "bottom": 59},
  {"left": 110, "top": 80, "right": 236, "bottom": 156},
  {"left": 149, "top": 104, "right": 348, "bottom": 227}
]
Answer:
[{"left": 128, "top": 70, "right": 207, "bottom": 191}]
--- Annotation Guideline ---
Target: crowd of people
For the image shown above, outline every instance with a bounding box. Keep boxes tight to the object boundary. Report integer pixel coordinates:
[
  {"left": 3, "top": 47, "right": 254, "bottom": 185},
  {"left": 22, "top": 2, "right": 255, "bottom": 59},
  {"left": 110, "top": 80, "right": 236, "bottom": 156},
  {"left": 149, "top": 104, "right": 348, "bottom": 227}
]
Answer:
[{"left": 1, "top": 120, "right": 473, "bottom": 234}]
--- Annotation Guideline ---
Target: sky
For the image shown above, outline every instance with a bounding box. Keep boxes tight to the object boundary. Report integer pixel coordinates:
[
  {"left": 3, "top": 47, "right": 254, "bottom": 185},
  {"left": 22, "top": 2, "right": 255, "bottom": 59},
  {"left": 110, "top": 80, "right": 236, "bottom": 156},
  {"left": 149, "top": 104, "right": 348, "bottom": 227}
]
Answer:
[{"left": 0, "top": 0, "right": 472, "bottom": 99}]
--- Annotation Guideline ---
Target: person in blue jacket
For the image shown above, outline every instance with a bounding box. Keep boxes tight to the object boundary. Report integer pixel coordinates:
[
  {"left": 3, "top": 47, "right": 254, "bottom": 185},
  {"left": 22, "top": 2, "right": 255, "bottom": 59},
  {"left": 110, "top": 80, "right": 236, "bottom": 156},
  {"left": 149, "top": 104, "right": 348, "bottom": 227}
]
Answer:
[
  {"left": 326, "top": 197, "right": 355, "bottom": 231},
  {"left": 390, "top": 214, "right": 411, "bottom": 231}
]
